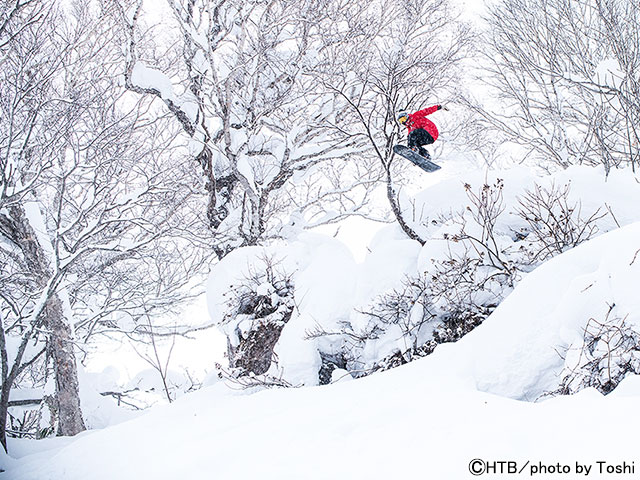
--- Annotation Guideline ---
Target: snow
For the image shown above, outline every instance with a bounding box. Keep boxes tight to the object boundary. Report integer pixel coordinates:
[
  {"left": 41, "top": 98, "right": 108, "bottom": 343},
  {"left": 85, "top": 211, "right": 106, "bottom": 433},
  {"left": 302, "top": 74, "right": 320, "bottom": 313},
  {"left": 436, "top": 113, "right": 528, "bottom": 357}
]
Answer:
[
  {"left": 446, "top": 221, "right": 640, "bottom": 399},
  {"left": 235, "top": 155, "right": 256, "bottom": 190},
  {"left": 314, "top": 216, "right": 388, "bottom": 262},
  {"left": 5, "top": 309, "right": 640, "bottom": 480},
  {"left": 23, "top": 202, "right": 55, "bottom": 269},
  {"left": 78, "top": 368, "right": 140, "bottom": 430},
  {"left": 610, "top": 375, "right": 640, "bottom": 397},
  {"left": 276, "top": 238, "right": 358, "bottom": 384},
  {"left": 130, "top": 62, "right": 199, "bottom": 124},
  {"left": 5, "top": 162, "right": 640, "bottom": 478},
  {"left": 131, "top": 63, "right": 175, "bottom": 100},
  {"left": 8, "top": 0, "right": 640, "bottom": 474}
]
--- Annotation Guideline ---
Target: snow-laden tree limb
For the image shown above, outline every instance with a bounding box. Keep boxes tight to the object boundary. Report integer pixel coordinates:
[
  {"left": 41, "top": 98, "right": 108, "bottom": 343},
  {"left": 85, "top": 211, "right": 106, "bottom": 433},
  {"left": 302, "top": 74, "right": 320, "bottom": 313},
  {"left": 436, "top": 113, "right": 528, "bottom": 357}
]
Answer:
[{"left": 114, "top": 0, "right": 379, "bottom": 257}]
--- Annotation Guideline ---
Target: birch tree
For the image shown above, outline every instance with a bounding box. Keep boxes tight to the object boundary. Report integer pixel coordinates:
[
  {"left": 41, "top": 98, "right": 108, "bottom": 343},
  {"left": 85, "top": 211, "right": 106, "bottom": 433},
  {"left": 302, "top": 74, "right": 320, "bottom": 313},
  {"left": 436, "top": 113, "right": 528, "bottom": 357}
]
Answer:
[
  {"left": 475, "top": 0, "right": 640, "bottom": 172},
  {"left": 0, "top": 0, "right": 208, "bottom": 449},
  {"left": 117, "top": 0, "right": 375, "bottom": 258}
]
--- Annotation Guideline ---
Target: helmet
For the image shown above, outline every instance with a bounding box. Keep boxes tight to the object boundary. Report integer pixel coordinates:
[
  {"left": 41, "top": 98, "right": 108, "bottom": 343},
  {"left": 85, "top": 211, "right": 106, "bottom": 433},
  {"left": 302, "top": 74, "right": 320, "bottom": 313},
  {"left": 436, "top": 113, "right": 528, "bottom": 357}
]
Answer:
[{"left": 396, "top": 111, "right": 409, "bottom": 125}]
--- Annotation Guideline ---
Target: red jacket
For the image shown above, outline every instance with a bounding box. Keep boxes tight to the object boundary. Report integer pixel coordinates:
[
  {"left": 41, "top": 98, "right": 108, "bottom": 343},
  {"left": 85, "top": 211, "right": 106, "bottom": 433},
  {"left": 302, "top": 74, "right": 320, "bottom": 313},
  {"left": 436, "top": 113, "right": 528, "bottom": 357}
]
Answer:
[{"left": 404, "top": 105, "right": 441, "bottom": 140}]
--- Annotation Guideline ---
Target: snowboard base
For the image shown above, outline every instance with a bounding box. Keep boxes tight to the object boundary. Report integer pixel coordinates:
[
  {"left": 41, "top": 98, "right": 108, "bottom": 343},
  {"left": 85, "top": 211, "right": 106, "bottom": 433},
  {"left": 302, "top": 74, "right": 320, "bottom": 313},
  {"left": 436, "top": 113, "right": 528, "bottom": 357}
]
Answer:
[{"left": 393, "top": 145, "right": 441, "bottom": 172}]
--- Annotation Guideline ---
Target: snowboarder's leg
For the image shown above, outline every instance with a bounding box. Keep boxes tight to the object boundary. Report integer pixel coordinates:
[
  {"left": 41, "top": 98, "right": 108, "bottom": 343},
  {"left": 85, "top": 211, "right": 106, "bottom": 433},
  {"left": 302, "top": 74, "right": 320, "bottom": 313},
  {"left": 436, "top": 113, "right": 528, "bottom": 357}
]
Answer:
[
  {"left": 407, "top": 130, "right": 420, "bottom": 150},
  {"left": 418, "top": 147, "right": 431, "bottom": 160},
  {"left": 408, "top": 129, "right": 435, "bottom": 159}
]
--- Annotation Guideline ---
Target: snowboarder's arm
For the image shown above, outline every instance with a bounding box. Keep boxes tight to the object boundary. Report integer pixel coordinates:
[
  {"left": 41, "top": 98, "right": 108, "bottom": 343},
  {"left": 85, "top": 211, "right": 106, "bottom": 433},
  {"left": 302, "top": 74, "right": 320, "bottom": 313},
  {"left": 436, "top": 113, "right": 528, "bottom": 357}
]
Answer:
[{"left": 412, "top": 105, "right": 442, "bottom": 119}]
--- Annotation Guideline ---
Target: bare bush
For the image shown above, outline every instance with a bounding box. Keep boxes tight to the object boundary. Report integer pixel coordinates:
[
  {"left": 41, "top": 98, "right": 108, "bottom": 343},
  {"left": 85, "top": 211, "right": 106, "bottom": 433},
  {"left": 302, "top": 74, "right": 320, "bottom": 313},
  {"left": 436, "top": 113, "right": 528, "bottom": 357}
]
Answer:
[
  {"left": 429, "top": 254, "right": 504, "bottom": 343},
  {"left": 340, "top": 244, "right": 510, "bottom": 375},
  {"left": 516, "top": 182, "right": 607, "bottom": 262},
  {"left": 450, "top": 179, "right": 512, "bottom": 271},
  {"left": 213, "top": 362, "right": 296, "bottom": 390},
  {"left": 362, "top": 275, "right": 437, "bottom": 347},
  {"left": 551, "top": 305, "right": 640, "bottom": 396}
]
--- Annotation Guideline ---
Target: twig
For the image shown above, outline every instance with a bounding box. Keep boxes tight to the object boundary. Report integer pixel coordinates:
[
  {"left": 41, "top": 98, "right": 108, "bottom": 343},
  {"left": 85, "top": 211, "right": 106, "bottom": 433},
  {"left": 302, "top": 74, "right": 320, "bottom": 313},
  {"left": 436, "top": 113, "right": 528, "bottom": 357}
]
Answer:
[{"left": 605, "top": 203, "right": 621, "bottom": 228}]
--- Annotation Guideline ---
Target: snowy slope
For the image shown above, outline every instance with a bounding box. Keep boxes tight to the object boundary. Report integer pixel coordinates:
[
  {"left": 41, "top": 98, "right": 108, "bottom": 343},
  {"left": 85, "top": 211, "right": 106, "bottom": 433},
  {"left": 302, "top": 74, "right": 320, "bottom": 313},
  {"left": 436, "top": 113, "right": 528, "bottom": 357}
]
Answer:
[
  {"left": 205, "top": 164, "right": 640, "bottom": 385},
  {"left": 4, "top": 222, "right": 640, "bottom": 479},
  {"left": 5, "top": 372, "right": 640, "bottom": 479},
  {"left": 427, "top": 221, "right": 640, "bottom": 400}
]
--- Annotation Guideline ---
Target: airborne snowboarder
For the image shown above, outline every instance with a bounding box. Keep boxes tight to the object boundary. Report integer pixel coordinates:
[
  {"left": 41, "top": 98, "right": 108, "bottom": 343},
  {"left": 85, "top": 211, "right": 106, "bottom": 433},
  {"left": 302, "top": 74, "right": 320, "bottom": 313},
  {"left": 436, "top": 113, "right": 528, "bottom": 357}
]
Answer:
[
  {"left": 393, "top": 105, "right": 448, "bottom": 173},
  {"left": 396, "top": 104, "right": 447, "bottom": 160}
]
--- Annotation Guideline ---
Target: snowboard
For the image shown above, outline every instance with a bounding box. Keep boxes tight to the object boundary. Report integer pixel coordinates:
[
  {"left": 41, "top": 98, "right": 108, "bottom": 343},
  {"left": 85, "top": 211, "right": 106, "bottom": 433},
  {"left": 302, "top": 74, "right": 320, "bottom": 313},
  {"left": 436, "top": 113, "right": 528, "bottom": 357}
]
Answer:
[{"left": 393, "top": 145, "right": 441, "bottom": 172}]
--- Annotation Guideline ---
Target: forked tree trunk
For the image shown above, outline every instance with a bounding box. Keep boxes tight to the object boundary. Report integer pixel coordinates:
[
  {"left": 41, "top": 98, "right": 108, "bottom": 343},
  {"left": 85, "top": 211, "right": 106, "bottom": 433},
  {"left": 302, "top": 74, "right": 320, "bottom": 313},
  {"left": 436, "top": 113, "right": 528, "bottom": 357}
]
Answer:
[{"left": 0, "top": 205, "right": 86, "bottom": 443}]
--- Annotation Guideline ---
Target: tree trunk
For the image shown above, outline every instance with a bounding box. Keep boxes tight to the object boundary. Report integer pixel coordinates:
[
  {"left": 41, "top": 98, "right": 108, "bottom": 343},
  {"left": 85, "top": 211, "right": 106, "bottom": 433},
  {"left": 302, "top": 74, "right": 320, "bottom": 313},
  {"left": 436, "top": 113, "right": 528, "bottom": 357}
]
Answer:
[
  {"left": 2, "top": 205, "right": 86, "bottom": 438},
  {"left": 45, "top": 295, "right": 86, "bottom": 436},
  {"left": 0, "top": 382, "right": 10, "bottom": 453},
  {"left": 385, "top": 168, "right": 425, "bottom": 245}
]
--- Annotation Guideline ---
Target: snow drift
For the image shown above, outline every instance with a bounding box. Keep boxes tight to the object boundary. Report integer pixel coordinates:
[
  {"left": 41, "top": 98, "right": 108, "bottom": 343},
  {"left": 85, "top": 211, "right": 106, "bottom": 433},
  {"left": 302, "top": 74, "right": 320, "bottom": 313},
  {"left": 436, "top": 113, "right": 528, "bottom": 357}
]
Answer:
[
  {"left": 206, "top": 164, "right": 640, "bottom": 386},
  {"left": 4, "top": 220, "right": 640, "bottom": 479}
]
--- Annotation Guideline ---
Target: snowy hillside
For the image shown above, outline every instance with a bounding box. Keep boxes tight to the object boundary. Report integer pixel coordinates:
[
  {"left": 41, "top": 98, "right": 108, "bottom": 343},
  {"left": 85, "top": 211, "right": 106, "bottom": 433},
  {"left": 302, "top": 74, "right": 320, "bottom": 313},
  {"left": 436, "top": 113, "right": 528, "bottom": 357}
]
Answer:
[
  {"left": 205, "top": 164, "right": 640, "bottom": 388},
  {"left": 4, "top": 222, "right": 640, "bottom": 479},
  {"left": 3, "top": 0, "right": 640, "bottom": 476}
]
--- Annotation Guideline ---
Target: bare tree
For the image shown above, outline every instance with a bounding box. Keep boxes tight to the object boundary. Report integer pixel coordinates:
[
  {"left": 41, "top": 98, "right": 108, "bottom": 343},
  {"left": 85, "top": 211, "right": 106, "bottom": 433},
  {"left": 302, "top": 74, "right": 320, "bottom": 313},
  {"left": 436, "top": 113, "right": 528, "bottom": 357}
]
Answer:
[
  {"left": 0, "top": 0, "right": 86, "bottom": 450},
  {"left": 474, "top": 0, "right": 640, "bottom": 172},
  {"left": 129, "top": 313, "right": 178, "bottom": 404},
  {"left": 0, "top": 0, "right": 209, "bottom": 450},
  {"left": 115, "top": 0, "right": 374, "bottom": 258},
  {"left": 315, "top": 0, "right": 474, "bottom": 243}
]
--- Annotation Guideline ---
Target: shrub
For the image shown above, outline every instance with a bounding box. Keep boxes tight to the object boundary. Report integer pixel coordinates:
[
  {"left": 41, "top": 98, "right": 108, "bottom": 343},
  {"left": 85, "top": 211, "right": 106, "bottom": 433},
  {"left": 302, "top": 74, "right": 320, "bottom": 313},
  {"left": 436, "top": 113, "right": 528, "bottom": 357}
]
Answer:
[
  {"left": 552, "top": 306, "right": 640, "bottom": 396},
  {"left": 516, "top": 182, "right": 607, "bottom": 262}
]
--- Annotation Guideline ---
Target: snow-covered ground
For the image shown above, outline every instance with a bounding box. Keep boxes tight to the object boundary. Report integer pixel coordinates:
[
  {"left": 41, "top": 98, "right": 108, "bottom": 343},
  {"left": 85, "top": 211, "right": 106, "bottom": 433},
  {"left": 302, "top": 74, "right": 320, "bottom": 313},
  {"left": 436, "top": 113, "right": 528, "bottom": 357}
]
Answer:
[
  {"left": 4, "top": 214, "right": 640, "bottom": 479},
  {"left": 204, "top": 163, "right": 640, "bottom": 386},
  {"left": 5, "top": 0, "right": 639, "bottom": 476}
]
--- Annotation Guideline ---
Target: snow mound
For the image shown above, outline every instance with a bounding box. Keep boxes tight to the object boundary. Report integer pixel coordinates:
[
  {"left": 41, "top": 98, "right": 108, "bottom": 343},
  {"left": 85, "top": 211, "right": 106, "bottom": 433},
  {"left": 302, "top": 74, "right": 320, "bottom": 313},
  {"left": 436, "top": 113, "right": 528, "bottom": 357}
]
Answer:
[
  {"left": 5, "top": 223, "right": 640, "bottom": 479},
  {"left": 428, "top": 221, "right": 640, "bottom": 400},
  {"left": 205, "top": 165, "right": 640, "bottom": 386}
]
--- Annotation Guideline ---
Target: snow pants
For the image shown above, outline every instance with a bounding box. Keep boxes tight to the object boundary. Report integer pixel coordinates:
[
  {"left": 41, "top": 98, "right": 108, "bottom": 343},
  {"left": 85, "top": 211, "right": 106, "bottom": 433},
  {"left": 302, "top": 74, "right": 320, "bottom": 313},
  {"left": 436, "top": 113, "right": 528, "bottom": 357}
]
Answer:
[{"left": 407, "top": 128, "right": 435, "bottom": 158}]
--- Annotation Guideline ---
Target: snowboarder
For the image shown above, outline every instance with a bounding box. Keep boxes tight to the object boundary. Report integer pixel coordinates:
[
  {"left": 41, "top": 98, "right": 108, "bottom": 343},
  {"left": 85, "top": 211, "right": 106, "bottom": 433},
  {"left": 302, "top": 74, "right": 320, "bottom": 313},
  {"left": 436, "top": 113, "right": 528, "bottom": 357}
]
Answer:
[{"left": 396, "top": 105, "right": 447, "bottom": 160}]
